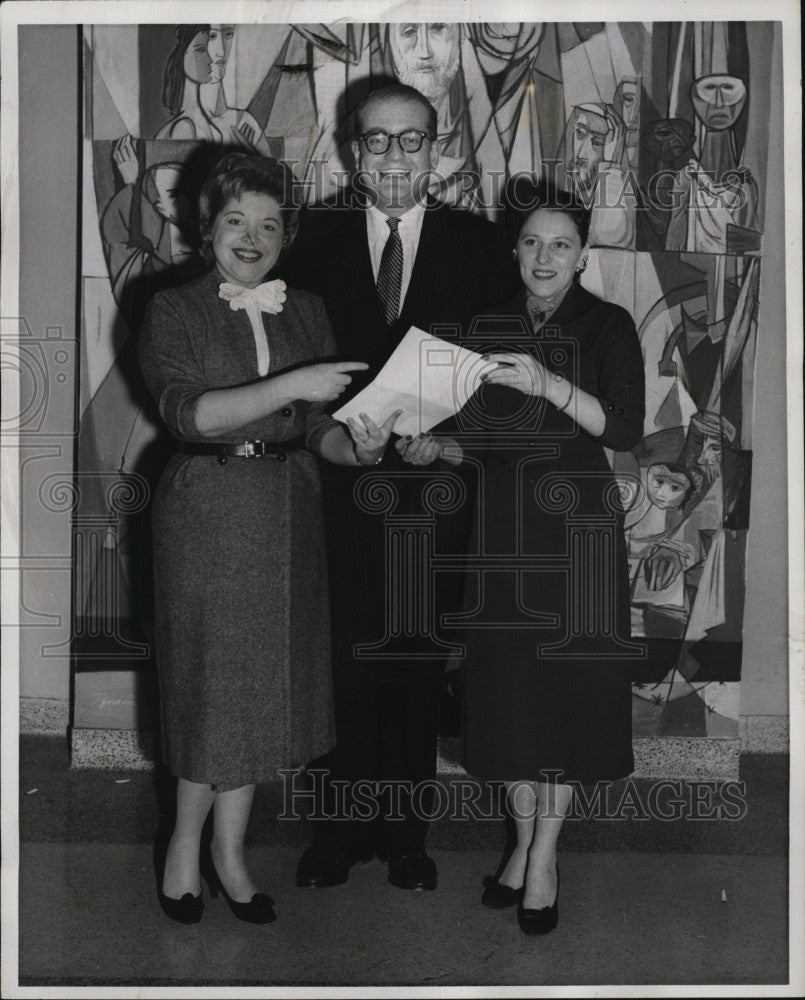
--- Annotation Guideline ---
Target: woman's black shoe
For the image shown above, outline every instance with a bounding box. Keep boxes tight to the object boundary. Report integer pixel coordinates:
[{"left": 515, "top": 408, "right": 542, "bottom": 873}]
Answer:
[
  {"left": 154, "top": 823, "right": 203, "bottom": 924},
  {"left": 481, "top": 875, "right": 524, "bottom": 909},
  {"left": 517, "top": 866, "right": 559, "bottom": 935},
  {"left": 202, "top": 854, "right": 276, "bottom": 924},
  {"left": 157, "top": 887, "right": 204, "bottom": 924}
]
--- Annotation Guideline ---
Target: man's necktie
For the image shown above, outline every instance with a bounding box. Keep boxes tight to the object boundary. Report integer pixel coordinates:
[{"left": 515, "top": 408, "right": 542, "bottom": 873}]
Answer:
[{"left": 376, "top": 217, "right": 403, "bottom": 325}]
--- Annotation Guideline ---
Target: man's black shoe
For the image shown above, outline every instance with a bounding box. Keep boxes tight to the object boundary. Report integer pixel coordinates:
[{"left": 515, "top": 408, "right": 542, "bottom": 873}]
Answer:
[
  {"left": 295, "top": 842, "right": 374, "bottom": 888},
  {"left": 386, "top": 850, "right": 437, "bottom": 891}
]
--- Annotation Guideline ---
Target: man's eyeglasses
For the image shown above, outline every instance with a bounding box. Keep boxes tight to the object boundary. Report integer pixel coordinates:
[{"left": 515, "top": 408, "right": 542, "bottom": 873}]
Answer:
[{"left": 358, "top": 130, "right": 432, "bottom": 155}]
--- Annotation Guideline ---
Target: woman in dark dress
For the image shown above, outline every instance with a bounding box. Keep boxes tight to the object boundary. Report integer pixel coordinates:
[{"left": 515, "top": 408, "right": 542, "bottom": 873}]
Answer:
[
  {"left": 398, "top": 179, "right": 645, "bottom": 934},
  {"left": 139, "top": 153, "right": 399, "bottom": 924}
]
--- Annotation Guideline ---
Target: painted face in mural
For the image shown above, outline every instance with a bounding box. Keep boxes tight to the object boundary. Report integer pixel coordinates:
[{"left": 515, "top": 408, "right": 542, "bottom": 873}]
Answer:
[
  {"left": 697, "top": 434, "right": 723, "bottom": 476},
  {"left": 616, "top": 80, "right": 640, "bottom": 129},
  {"left": 211, "top": 191, "right": 285, "bottom": 287},
  {"left": 388, "top": 23, "right": 461, "bottom": 106},
  {"left": 150, "top": 166, "right": 190, "bottom": 223},
  {"left": 352, "top": 95, "right": 438, "bottom": 217},
  {"left": 183, "top": 29, "right": 213, "bottom": 85},
  {"left": 642, "top": 119, "right": 696, "bottom": 166},
  {"left": 469, "top": 22, "right": 543, "bottom": 74},
  {"left": 567, "top": 108, "right": 609, "bottom": 192},
  {"left": 208, "top": 24, "right": 236, "bottom": 82},
  {"left": 646, "top": 464, "right": 693, "bottom": 510},
  {"left": 691, "top": 75, "right": 748, "bottom": 131},
  {"left": 516, "top": 209, "right": 587, "bottom": 304}
]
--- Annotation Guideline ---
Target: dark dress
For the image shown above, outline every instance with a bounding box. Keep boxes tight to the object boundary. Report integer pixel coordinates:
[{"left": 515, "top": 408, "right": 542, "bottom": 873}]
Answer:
[
  {"left": 138, "top": 270, "right": 337, "bottom": 787},
  {"left": 461, "top": 282, "right": 646, "bottom": 783}
]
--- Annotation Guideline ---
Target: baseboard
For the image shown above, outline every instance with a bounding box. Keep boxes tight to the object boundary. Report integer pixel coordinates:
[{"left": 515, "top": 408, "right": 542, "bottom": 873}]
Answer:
[
  {"left": 70, "top": 728, "right": 160, "bottom": 770},
  {"left": 20, "top": 698, "right": 69, "bottom": 735},
  {"left": 68, "top": 728, "right": 746, "bottom": 779},
  {"left": 436, "top": 736, "right": 742, "bottom": 780},
  {"left": 740, "top": 715, "right": 789, "bottom": 753}
]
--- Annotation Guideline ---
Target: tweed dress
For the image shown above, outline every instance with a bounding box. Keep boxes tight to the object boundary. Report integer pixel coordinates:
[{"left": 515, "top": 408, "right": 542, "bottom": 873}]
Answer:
[{"left": 138, "top": 270, "right": 337, "bottom": 787}]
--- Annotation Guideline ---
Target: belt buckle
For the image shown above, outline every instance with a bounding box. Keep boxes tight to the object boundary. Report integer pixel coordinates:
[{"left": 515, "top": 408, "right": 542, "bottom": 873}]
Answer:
[{"left": 245, "top": 440, "right": 259, "bottom": 458}]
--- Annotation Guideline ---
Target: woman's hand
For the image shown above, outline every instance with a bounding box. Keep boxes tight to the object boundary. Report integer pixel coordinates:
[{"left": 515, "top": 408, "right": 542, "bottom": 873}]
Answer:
[
  {"left": 481, "top": 352, "right": 548, "bottom": 397},
  {"left": 347, "top": 410, "right": 402, "bottom": 465},
  {"left": 287, "top": 362, "right": 369, "bottom": 403},
  {"left": 396, "top": 433, "right": 445, "bottom": 465}
]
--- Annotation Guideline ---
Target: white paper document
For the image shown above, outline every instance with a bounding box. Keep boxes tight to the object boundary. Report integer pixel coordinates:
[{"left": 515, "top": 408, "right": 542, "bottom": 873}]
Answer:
[{"left": 333, "top": 326, "right": 490, "bottom": 438}]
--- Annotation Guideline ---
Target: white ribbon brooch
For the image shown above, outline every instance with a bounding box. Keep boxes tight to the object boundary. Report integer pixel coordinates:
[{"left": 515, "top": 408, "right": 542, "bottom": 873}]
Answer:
[{"left": 218, "top": 279, "right": 287, "bottom": 315}]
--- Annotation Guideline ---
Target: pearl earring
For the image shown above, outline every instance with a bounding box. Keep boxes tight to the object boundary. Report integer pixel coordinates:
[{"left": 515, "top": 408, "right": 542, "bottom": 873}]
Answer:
[
  {"left": 512, "top": 249, "right": 518, "bottom": 261},
  {"left": 576, "top": 259, "right": 587, "bottom": 273}
]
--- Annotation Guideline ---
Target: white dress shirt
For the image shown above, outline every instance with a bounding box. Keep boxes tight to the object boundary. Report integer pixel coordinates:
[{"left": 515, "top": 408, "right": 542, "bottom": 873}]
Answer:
[{"left": 365, "top": 202, "right": 426, "bottom": 314}]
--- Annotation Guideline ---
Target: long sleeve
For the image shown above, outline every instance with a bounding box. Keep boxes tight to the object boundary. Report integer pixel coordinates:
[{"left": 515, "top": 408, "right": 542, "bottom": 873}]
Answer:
[
  {"left": 138, "top": 291, "right": 209, "bottom": 442},
  {"left": 303, "top": 295, "right": 344, "bottom": 454},
  {"left": 592, "top": 305, "right": 646, "bottom": 452}
]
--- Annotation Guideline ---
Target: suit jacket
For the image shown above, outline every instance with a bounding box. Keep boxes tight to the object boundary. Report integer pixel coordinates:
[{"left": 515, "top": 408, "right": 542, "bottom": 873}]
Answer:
[
  {"left": 279, "top": 201, "right": 520, "bottom": 664},
  {"left": 279, "top": 200, "right": 520, "bottom": 405}
]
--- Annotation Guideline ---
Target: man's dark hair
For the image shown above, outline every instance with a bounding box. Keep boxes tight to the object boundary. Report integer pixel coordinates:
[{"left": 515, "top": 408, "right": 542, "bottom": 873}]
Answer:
[{"left": 354, "top": 83, "right": 438, "bottom": 141}]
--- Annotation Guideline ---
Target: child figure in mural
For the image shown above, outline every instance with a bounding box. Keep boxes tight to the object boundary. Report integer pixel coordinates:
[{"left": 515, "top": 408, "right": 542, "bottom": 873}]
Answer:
[
  {"left": 624, "top": 409, "right": 733, "bottom": 647},
  {"left": 156, "top": 24, "right": 274, "bottom": 154},
  {"left": 625, "top": 462, "right": 698, "bottom": 639}
]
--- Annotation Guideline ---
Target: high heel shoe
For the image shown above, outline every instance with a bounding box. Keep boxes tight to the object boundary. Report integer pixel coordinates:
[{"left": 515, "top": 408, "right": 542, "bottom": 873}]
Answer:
[
  {"left": 517, "top": 865, "right": 559, "bottom": 935},
  {"left": 157, "top": 886, "right": 204, "bottom": 924},
  {"left": 154, "top": 826, "right": 204, "bottom": 924},
  {"left": 201, "top": 853, "right": 276, "bottom": 924},
  {"left": 481, "top": 875, "right": 524, "bottom": 909}
]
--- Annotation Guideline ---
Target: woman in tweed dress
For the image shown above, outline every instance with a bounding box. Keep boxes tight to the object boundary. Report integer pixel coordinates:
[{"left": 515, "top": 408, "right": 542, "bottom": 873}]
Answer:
[{"left": 139, "top": 153, "right": 399, "bottom": 924}]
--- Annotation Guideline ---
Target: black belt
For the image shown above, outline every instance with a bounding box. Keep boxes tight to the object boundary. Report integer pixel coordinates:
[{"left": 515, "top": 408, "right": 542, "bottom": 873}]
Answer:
[{"left": 180, "top": 437, "right": 306, "bottom": 465}]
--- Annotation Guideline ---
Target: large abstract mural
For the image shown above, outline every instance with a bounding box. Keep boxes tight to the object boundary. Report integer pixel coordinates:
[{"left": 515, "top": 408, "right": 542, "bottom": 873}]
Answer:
[{"left": 79, "top": 21, "right": 774, "bottom": 741}]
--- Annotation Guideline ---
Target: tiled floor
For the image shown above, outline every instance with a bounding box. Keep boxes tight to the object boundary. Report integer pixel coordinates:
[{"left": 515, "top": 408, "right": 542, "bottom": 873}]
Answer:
[{"left": 10, "top": 737, "right": 791, "bottom": 991}]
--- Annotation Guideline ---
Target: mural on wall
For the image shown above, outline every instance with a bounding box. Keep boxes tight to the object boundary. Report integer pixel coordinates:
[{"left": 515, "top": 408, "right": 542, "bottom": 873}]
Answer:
[{"left": 79, "top": 20, "right": 772, "bottom": 739}]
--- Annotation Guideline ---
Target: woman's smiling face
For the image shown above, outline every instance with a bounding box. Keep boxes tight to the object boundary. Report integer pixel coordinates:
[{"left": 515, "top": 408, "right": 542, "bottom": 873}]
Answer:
[
  {"left": 516, "top": 208, "right": 586, "bottom": 303},
  {"left": 211, "top": 191, "right": 285, "bottom": 287}
]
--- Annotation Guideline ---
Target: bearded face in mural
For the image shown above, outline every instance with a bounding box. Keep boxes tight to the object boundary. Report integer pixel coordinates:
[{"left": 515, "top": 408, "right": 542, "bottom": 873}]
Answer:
[
  {"left": 388, "top": 22, "right": 461, "bottom": 107},
  {"left": 564, "top": 103, "right": 625, "bottom": 196}
]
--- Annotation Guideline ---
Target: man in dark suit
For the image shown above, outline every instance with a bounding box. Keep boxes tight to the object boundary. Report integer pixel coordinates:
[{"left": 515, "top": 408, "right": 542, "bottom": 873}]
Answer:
[{"left": 281, "top": 82, "right": 518, "bottom": 890}]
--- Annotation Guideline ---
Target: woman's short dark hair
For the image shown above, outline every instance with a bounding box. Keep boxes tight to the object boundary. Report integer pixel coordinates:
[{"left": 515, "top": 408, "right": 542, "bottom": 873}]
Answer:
[
  {"left": 198, "top": 153, "right": 300, "bottom": 261},
  {"left": 162, "top": 24, "right": 210, "bottom": 116},
  {"left": 504, "top": 175, "right": 592, "bottom": 247}
]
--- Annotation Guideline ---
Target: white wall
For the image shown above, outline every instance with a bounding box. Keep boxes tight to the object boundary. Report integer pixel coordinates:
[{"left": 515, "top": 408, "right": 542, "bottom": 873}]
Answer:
[
  {"left": 18, "top": 26, "right": 79, "bottom": 711},
  {"left": 740, "top": 21, "right": 789, "bottom": 724}
]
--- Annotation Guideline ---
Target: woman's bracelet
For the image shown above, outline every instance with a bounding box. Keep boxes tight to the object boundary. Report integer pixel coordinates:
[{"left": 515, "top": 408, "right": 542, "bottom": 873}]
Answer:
[{"left": 555, "top": 379, "right": 574, "bottom": 413}]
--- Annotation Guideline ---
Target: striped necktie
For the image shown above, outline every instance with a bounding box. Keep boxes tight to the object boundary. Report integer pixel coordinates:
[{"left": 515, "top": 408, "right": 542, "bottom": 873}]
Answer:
[{"left": 376, "top": 216, "right": 403, "bottom": 325}]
